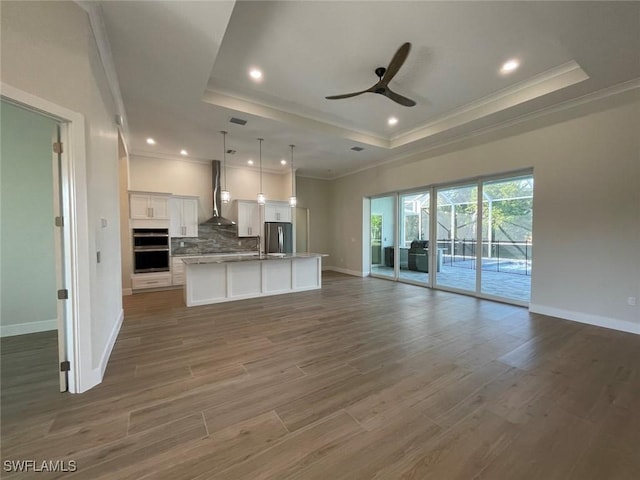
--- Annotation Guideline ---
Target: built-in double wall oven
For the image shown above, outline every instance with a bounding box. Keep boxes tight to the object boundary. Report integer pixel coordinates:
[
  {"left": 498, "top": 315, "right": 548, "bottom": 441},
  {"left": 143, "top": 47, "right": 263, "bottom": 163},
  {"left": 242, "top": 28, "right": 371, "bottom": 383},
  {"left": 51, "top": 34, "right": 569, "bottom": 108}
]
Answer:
[{"left": 132, "top": 228, "right": 170, "bottom": 273}]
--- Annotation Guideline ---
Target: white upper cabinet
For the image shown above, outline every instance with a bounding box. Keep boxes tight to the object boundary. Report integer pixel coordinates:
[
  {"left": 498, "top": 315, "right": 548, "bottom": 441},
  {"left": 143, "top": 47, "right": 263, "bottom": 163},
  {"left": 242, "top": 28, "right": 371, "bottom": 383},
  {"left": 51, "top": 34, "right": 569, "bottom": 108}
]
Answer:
[
  {"left": 264, "top": 201, "right": 292, "bottom": 223},
  {"left": 130, "top": 192, "right": 170, "bottom": 220},
  {"left": 235, "top": 200, "right": 261, "bottom": 237},
  {"left": 170, "top": 196, "right": 199, "bottom": 237}
]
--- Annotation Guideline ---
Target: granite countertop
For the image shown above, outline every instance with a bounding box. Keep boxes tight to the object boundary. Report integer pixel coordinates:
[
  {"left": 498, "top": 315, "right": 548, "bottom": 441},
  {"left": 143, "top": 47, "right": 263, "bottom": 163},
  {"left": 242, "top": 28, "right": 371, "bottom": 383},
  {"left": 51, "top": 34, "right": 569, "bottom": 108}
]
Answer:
[
  {"left": 172, "top": 251, "right": 257, "bottom": 257},
  {"left": 181, "top": 252, "right": 328, "bottom": 265}
]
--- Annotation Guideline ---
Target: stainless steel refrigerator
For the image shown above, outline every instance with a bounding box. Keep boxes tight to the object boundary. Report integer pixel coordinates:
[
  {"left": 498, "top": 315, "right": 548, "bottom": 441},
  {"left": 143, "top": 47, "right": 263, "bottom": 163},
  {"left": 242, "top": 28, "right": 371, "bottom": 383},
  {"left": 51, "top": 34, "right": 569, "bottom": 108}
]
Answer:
[{"left": 264, "top": 222, "right": 293, "bottom": 254}]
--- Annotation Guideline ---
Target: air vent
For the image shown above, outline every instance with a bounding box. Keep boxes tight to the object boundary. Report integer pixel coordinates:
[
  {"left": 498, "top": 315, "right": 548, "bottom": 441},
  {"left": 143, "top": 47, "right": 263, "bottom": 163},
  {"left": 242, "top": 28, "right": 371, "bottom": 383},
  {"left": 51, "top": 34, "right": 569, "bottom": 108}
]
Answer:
[
  {"left": 226, "top": 149, "right": 236, "bottom": 155},
  {"left": 351, "top": 146, "right": 364, "bottom": 152},
  {"left": 229, "top": 117, "right": 247, "bottom": 126}
]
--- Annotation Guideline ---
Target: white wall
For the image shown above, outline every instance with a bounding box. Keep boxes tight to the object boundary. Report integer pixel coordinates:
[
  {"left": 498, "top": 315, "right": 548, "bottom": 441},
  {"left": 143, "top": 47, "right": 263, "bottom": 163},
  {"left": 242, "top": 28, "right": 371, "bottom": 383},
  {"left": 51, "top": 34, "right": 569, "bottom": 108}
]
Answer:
[
  {"left": 118, "top": 135, "right": 133, "bottom": 292},
  {"left": 0, "top": 101, "right": 58, "bottom": 336},
  {"left": 129, "top": 155, "right": 290, "bottom": 222},
  {"left": 330, "top": 90, "right": 640, "bottom": 333},
  {"left": 1, "top": 1, "right": 123, "bottom": 389}
]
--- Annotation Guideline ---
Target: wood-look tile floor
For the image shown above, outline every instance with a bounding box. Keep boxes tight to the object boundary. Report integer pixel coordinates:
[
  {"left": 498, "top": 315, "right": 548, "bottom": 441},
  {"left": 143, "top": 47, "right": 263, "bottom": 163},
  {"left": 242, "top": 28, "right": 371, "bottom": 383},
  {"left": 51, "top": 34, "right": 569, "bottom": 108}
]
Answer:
[{"left": 2, "top": 272, "right": 639, "bottom": 479}]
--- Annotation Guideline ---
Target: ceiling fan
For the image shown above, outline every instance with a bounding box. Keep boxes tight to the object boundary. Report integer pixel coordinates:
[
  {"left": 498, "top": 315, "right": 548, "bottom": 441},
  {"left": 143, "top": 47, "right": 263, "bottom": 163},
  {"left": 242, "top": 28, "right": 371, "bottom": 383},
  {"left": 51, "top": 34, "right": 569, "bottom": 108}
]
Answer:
[{"left": 325, "top": 42, "right": 416, "bottom": 107}]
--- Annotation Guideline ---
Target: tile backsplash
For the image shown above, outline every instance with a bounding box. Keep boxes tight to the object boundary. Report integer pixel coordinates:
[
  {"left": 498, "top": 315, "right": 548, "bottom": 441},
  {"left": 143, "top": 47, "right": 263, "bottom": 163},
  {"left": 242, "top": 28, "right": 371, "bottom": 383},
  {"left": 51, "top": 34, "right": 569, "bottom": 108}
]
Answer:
[{"left": 171, "top": 224, "right": 258, "bottom": 256}]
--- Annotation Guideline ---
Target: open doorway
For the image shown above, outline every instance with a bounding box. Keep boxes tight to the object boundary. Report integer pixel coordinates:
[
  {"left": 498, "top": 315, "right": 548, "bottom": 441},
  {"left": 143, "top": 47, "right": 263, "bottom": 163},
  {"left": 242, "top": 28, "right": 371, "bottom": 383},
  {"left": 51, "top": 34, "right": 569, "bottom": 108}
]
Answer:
[{"left": 0, "top": 100, "right": 68, "bottom": 392}]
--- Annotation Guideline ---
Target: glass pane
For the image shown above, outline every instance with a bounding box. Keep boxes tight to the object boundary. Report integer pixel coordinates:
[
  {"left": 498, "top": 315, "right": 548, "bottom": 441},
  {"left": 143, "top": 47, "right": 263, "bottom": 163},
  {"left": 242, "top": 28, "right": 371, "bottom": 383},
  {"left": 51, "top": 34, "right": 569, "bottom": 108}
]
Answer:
[
  {"left": 370, "top": 196, "right": 396, "bottom": 279},
  {"left": 399, "top": 191, "right": 430, "bottom": 285},
  {"left": 480, "top": 175, "right": 533, "bottom": 301},
  {"left": 436, "top": 184, "right": 477, "bottom": 292}
]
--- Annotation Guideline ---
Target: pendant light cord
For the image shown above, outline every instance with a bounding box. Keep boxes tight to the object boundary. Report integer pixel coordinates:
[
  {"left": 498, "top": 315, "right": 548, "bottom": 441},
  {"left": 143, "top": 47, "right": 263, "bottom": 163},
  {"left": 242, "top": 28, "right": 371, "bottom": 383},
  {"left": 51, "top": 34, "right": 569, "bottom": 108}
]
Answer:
[
  {"left": 221, "top": 131, "right": 227, "bottom": 191},
  {"left": 290, "top": 144, "right": 295, "bottom": 194},
  {"left": 258, "top": 138, "right": 263, "bottom": 193}
]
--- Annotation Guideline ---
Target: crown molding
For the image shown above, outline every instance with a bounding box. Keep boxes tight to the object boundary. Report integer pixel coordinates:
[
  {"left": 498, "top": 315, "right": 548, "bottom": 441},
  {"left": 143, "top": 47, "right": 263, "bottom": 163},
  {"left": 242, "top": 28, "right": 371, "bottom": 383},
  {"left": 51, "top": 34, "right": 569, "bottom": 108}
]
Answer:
[
  {"left": 205, "top": 60, "right": 590, "bottom": 155},
  {"left": 130, "top": 151, "right": 292, "bottom": 176},
  {"left": 76, "top": 1, "right": 130, "bottom": 149},
  {"left": 202, "top": 89, "right": 389, "bottom": 149},
  {"left": 391, "top": 60, "right": 589, "bottom": 148},
  {"left": 332, "top": 78, "right": 640, "bottom": 180}
]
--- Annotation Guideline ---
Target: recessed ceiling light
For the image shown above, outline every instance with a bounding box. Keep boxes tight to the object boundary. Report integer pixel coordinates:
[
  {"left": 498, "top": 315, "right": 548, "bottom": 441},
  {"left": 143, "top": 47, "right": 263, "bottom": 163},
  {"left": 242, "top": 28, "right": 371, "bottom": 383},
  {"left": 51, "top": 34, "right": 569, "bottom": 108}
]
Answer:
[
  {"left": 500, "top": 59, "right": 520, "bottom": 74},
  {"left": 249, "top": 68, "right": 263, "bottom": 81},
  {"left": 388, "top": 117, "right": 398, "bottom": 126},
  {"left": 247, "top": 159, "right": 254, "bottom": 165},
  {"left": 146, "top": 138, "right": 156, "bottom": 145},
  {"left": 280, "top": 159, "right": 287, "bottom": 165},
  {"left": 180, "top": 149, "right": 188, "bottom": 156}
]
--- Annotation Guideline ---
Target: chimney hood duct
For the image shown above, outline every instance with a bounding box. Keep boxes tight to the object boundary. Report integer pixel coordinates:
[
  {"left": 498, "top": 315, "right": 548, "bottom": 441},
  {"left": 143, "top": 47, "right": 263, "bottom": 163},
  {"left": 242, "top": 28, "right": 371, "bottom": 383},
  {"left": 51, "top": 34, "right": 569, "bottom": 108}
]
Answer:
[{"left": 202, "top": 160, "right": 235, "bottom": 226}]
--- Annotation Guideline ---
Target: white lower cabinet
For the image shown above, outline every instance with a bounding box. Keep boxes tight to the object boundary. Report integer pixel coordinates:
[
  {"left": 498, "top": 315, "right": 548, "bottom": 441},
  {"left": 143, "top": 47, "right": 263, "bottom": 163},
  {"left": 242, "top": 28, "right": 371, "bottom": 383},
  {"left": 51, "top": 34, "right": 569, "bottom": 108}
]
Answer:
[
  {"left": 172, "top": 257, "right": 185, "bottom": 286},
  {"left": 183, "top": 255, "right": 323, "bottom": 307},
  {"left": 131, "top": 272, "right": 172, "bottom": 290}
]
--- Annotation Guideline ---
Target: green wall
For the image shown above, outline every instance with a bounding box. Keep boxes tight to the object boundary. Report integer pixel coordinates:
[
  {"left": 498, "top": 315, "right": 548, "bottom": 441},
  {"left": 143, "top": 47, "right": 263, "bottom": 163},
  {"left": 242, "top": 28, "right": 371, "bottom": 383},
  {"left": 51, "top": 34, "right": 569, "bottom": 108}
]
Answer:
[{"left": 1, "top": 100, "right": 58, "bottom": 335}]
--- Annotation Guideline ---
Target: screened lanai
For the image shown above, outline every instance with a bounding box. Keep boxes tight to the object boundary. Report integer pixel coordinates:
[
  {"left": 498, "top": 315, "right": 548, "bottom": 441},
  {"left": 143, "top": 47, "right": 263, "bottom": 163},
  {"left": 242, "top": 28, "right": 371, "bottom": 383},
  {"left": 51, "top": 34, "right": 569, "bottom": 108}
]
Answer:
[{"left": 371, "top": 174, "right": 534, "bottom": 303}]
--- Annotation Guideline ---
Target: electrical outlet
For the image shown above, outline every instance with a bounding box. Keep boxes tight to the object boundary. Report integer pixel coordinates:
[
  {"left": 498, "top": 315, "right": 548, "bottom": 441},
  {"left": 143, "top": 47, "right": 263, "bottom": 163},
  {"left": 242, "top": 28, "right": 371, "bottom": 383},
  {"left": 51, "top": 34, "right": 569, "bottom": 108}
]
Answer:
[
  {"left": 100, "top": 218, "right": 107, "bottom": 228},
  {"left": 628, "top": 296, "right": 637, "bottom": 306}
]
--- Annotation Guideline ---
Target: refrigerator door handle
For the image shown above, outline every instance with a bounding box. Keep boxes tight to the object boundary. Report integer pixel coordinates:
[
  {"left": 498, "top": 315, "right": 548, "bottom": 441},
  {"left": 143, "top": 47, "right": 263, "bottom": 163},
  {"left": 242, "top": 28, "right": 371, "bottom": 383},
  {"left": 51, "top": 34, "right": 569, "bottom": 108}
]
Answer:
[{"left": 278, "top": 225, "right": 284, "bottom": 253}]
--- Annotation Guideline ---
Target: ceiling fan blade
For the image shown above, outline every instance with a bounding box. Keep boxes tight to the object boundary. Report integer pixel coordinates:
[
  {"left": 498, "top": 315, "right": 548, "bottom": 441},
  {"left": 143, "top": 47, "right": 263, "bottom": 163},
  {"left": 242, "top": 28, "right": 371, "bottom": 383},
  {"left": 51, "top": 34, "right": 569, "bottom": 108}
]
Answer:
[
  {"left": 384, "top": 87, "right": 416, "bottom": 107},
  {"left": 380, "top": 42, "right": 411, "bottom": 85},
  {"left": 325, "top": 88, "right": 371, "bottom": 100}
]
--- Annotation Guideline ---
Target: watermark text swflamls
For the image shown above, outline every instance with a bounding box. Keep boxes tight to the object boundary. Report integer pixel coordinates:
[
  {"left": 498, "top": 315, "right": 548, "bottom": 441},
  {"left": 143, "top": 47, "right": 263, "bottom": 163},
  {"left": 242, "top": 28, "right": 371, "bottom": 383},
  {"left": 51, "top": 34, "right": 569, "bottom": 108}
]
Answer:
[{"left": 3, "top": 460, "right": 77, "bottom": 473}]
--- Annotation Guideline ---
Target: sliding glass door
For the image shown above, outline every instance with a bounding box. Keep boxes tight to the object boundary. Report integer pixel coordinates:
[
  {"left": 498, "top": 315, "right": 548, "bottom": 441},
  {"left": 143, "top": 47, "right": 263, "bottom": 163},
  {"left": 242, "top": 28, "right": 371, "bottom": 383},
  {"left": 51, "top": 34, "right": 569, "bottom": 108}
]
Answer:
[
  {"left": 368, "top": 172, "right": 533, "bottom": 305},
  {"left": 435, "top": 184, "right": 478, "bottom": 293},
  {"left": 399, "top": 191, "right": 431, "bottom": 285},
  {"left": 480, "top": 175, "right": 533, "bottom": 302},
  {"left": 370, "top": 195, "right": 396, "bottom": 279}
]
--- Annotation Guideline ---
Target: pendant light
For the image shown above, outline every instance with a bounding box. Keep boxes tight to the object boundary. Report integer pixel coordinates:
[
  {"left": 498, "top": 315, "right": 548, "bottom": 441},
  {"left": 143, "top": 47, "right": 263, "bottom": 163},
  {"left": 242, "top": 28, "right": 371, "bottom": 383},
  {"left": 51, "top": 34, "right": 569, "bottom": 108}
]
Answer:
[
  {"left": 220, "top": 131, "right": 230, "bottom": 203},
  {"left": 289, "top": 144, "right": 297, "bottom": 207},
  {"left": 257, "top": 138, "right": 265, "bottom": 205}
]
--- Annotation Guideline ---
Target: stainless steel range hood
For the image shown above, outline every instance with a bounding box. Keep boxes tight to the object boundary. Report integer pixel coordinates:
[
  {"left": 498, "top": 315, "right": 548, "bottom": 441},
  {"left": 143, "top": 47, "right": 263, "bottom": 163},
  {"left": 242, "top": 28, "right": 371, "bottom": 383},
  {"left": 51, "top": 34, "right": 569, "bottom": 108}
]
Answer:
[{"left": 202, "top": 160, "right": 235, "bottom": 226}]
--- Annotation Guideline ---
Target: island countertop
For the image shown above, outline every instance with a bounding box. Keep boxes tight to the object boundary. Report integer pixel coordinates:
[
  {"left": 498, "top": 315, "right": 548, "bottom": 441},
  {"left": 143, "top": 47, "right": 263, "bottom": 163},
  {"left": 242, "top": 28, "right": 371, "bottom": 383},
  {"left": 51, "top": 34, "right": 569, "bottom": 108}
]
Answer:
[{"left": 181, "top": 252, "right": 328, "bottom": 265}]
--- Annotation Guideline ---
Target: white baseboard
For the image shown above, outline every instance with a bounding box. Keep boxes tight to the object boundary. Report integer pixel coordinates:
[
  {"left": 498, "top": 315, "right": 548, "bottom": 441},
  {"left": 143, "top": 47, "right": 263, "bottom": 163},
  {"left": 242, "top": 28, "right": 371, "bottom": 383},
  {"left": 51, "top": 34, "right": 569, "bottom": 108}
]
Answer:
[
  {"left": 97, "top": 308, "right": 124, "bottom": 378},
  {"left": 324, "top": 266, "right": 366, "bottom": 277},
  {"left": 529, "top": 303, "right": 640, "bottom": 335},
  {"left": 122, "top": 288, "right": 133, "bottom": 296},
  {"left": 0, "top": 318, "right": 57, "bottom": 337}
]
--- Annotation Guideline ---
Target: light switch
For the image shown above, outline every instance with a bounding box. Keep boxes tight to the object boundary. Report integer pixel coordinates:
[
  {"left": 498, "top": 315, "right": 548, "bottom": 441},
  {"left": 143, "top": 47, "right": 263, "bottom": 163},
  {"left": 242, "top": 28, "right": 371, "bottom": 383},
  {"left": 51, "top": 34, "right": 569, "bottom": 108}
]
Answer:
[{"left": 100, "top": 218, "right": 107, "bottom": 228}]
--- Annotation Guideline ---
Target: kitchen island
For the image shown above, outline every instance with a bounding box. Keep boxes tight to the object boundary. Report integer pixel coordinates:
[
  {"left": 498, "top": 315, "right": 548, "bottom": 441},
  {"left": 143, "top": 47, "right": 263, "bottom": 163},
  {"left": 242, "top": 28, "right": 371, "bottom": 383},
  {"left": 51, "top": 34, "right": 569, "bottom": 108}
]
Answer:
[{"left": 182, "top": 253, "right": 327, "bottom": 306}]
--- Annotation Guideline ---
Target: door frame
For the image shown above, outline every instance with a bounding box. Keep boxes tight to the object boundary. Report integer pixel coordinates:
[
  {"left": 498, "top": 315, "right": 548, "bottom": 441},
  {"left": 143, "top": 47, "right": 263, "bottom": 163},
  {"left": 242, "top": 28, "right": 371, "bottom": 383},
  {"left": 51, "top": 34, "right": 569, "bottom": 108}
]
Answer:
[
  {"left": 51, "top": 124, "right": 67, "bottom": 391},
  {"left": 2, "top": 82, "right": 91, "bottom": 393}
]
